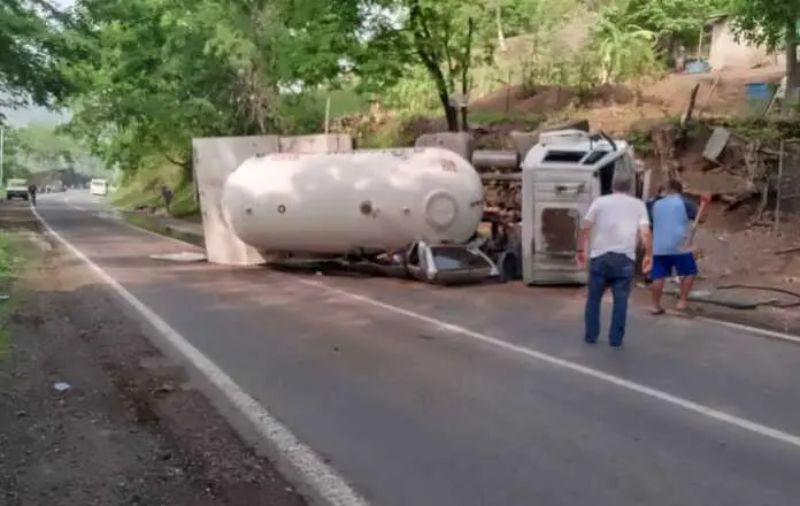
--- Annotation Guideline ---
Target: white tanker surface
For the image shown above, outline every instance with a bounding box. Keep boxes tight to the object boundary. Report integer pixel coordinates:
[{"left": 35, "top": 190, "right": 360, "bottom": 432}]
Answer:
[{"left": 222, "top": 148, "right": 485, "bottom": 256}]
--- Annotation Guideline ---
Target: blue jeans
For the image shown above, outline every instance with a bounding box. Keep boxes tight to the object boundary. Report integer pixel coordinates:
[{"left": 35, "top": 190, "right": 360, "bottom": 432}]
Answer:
[{"left": 584, "top": 253, "right": 635, "bottom": 347}]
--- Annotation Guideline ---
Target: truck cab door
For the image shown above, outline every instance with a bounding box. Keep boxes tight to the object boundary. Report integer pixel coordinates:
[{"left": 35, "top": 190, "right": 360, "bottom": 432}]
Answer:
[{"left": 523, "top": 172, "right": 593, "bottom": 285}]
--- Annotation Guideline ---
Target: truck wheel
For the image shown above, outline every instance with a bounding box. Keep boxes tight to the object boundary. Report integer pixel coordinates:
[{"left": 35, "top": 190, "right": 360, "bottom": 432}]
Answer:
[{"left": 498, "top": 251, "right": 521, "bottom": 283}]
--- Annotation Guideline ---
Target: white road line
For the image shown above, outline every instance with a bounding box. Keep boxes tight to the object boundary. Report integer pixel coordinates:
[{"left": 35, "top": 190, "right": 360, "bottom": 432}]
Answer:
[
  {"left": 31, "top": 205, "right": 369, "bottom": 506},
  {"left": 698, "top": 316, "right": 800, "bottom": 345},
  {"left": 297, "top": 278, "right": 800, "bottom": 451},
  {"left": 44, "top": 196, "right": 800, "bottom": 452}
]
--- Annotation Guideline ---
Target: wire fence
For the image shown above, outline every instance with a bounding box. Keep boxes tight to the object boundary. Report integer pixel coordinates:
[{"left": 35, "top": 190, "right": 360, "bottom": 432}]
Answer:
[{"left": 776, "top": 139, "right": 800, "bottom": 234}]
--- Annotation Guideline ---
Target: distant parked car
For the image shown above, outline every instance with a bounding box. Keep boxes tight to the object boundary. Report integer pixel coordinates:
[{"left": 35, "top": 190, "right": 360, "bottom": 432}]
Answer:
[
  {"left": 6, "top": 179, "right": 30, "bottom": 201},
  {"left": 90, "top": 178, "right": 109, "bottom": 196}
]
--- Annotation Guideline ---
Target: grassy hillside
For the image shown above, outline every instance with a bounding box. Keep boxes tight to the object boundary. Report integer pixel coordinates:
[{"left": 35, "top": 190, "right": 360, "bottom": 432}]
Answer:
[{"left": 111, "top": 162, "right": 198, "bottom": 218}]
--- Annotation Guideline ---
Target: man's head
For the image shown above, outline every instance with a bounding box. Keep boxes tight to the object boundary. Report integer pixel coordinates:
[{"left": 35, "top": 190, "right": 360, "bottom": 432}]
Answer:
[
  {"left": 612, "top": 171, "right": 634, "bottom": 194},
  {"left": 666, "top": 179, "right": 683, "bottom": 194}
]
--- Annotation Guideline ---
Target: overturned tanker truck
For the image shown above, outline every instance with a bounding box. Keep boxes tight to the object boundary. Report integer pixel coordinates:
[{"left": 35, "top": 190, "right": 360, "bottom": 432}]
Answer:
[{"left": 221, "top": 148, "right": 499, "bottom": 284}]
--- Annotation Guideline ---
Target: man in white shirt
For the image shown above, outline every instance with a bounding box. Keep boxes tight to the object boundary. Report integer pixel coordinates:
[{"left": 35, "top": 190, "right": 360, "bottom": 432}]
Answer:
[{"left": 577, "top": 173, "right": 653, "bottom": 347}]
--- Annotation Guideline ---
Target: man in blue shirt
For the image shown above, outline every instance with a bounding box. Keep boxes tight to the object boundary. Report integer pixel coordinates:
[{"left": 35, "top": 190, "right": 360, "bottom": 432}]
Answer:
[{"left": 650, "top": 180, "right": 699, "bottom": 314}]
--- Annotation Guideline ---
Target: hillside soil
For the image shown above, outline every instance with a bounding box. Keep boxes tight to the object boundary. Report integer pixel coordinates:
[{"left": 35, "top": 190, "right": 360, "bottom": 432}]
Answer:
[{"left": 470, "top": 65, "right": 785, "bottom": 136}]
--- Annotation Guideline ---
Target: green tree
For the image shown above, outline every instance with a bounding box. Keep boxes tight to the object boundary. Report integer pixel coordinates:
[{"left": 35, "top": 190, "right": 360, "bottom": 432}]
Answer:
[
  {"left": 593, "top": 0, "right": 722, "bottom": 71},
  {"left": 363, "top": 0, "right": 495, "bottom": 131},
  {"left": 730, "top": 0, "right": 800, "bottom": 92},
  {"left": 59, "top": 0, "right": 363, "bottom": 177},
  {"left": 0, "top": 0, "right": 70, "bottom": 117},
  {"left": 592, "top": 16, "right": 657, "bottom": 83}
]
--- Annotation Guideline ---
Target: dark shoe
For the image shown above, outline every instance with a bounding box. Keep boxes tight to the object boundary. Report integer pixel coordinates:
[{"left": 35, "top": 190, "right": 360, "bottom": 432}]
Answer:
[{"left": 609, "top": 342, "right": 624, "bottom": 348}]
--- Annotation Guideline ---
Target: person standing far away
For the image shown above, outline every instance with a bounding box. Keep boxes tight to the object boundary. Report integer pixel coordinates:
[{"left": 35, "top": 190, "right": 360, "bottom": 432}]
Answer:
[
  {"left": 577, "top": 172, "right": 653, "bottom": 348},
  {"left": 27, "top": 184, "right": 37, "bottom": 206},
  {"left": 161, "top": 185, "right": 174, "bottom": 214},
  {"left": 649, "top": 179, "right": 701, "bottom": 315}
]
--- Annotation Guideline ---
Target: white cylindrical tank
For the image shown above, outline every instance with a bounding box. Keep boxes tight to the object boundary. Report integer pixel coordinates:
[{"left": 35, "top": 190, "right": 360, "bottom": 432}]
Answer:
[{"left": 222, "top": 148, "right": 484, "bottom": 255}]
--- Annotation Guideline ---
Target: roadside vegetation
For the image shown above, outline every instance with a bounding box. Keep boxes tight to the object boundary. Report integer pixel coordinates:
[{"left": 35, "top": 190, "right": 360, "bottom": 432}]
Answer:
[
  {"left": 0, "top": 231, "right": 29, "bottom": 355},
  {"left": 2, "top": 0, "right": 799, "bottom": 215}
]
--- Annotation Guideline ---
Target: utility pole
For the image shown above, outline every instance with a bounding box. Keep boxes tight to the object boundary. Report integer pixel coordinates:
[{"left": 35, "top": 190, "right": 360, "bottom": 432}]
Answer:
[
  {"left": 0, "top": 126, "right": 5, "bottom": 185},
  {"left": 324, "top": 94, "right": 331, "bottom": 135}
]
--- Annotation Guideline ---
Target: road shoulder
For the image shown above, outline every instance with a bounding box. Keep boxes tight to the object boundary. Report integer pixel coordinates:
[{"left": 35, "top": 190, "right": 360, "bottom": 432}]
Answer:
[{"left": 0, "top": 202, "right": 306, "bottom": 506}]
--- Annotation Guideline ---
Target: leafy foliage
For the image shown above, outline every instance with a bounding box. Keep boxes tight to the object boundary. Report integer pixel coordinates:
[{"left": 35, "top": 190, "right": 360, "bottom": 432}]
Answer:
[
  {"left": 55, "top": 0, "right": 366, "bottom": 176},
  {"left": 730, "top": 0, "right": 800, "bottom": 49},
  {"left": 729, "top": 0, "right": 800, "bottom": 91},
  {"left": 589, "top": 0, "right": 724, "bottom": 83},
  {"left": 604, "top": 0, "right": 720, "bottom": 49},
  {"left": 0, "top": 0, "right": 70, "bottom": 117},
  {"left": 592, "top": 16, "right": 657, "bottom": 84},
  {"left": 361, "top": 0, "right": 498, "bottom": 131},
  {"left": 2, "top": 0, "right": 729, "bottom": 181},
  {"left": 0, "top": 124, "right": 104, "bottom": 183}
]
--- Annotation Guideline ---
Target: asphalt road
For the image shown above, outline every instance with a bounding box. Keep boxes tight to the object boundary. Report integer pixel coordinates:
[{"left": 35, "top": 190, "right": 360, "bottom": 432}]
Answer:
[{"left": 34, "top": 191, "right": 800, "bottom": 506}]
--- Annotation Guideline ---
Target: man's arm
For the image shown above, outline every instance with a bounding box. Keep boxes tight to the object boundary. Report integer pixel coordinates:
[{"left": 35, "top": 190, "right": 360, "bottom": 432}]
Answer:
[
  {"left": 639, "top": 225, "right": 653, "bottom": 273},
  {"left": 577, "top": 220, "right": 592, "bottom": 269},
  {"left": 577, "top": 201, "right": 598, "bottom": 269},
  {"left": 640, "top": 225, "right": 653, "bottom": 253}
]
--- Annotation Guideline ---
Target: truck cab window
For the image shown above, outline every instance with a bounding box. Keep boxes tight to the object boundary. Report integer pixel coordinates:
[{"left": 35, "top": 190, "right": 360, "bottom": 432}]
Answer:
[
  {"left": 597, "top": 160, "right": 615, "bottom": 195},
  {"left": 407, "top": 244, "right": 420, "bottom": 267}
]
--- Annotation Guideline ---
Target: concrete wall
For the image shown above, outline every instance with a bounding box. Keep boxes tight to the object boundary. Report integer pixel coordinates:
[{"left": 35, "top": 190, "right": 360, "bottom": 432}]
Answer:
[
  {"left": 278, "top": 134, "right": 353, "bottom": 154},
  {"left": 193, "top": 134, "right": 354, "bottom": 266},
  {"left": 709, "top": 19, "right": 773, "bottom": 70}
]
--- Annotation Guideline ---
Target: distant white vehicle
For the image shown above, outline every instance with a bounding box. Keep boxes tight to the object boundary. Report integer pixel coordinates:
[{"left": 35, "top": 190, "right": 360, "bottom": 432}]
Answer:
[{"left": 90, "top": 178, "right": 109, "bottom": 196}]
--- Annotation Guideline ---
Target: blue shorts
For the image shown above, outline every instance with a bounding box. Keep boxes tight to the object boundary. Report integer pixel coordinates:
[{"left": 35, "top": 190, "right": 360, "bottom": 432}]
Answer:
[{"left": 651, "top": 253, "right": 698, "bottom": 280}]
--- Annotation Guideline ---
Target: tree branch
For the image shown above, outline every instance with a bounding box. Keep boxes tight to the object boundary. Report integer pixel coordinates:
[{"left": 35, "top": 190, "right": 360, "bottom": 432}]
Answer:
[
  {"left": 443, "top": 21, "right": 455, "bottom": 91},
  {"left": 163, "top": 151, "right": 190, "bottom": 170},
  {"left": 461, "top": 16, "right": 474, "bottom": 95}
]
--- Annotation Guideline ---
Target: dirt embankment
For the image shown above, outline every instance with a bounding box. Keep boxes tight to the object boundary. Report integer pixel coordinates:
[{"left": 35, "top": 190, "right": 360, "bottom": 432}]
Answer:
[
  {"left": 0, "top": 203, "right": 305, "bottom": 506},
  {"left": 468, "top": 65, "right": 786, "bottom": 137}
]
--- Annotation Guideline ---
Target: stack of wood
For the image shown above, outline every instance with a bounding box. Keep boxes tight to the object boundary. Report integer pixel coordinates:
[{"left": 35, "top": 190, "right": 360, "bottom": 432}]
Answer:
[{"left": 483, "top": 177, "right": 522, "bottom": 224}]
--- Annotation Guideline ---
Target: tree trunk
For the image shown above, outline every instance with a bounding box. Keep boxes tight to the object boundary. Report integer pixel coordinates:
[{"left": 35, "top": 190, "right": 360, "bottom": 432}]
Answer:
[
  {"left": 426, "top": 55, "right": 458, "bottom": 131},
  {"left": 438, "top": 93, "right": 459, "bottom": 132},
  {"left": 409, "top": 0, "right": 457, "bottom": 131},
  {"left": 496, "top": 5, "right": 506, "bottom": 52},
  {"left": 785, "top": 20, "right": 799, "bottom": 112},
  {"left": 460, "top": 18, "right": 475, "bottom": 132}
]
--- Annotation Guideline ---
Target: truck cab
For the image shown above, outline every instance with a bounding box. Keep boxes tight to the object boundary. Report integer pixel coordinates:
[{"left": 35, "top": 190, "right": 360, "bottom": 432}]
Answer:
[{"left": 520, "top": 130, "right": 648, "bottom": 285}]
